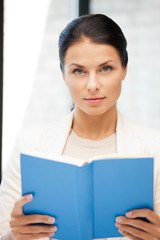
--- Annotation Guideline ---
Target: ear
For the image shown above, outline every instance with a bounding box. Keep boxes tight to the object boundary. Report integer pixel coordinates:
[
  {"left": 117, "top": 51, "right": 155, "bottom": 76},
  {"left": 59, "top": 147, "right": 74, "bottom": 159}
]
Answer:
[{"left": 122, "top": 65, "right": 128, "bottom": 80}]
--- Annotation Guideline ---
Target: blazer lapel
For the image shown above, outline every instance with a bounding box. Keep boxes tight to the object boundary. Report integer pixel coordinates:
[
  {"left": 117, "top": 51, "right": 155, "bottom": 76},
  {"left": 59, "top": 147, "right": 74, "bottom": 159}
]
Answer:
[
  {"left": 116, "top": 111, "right": 143, "bottom": 155},
  {"left": 40, "top": 111, "right": 74, "bottom": 155}
]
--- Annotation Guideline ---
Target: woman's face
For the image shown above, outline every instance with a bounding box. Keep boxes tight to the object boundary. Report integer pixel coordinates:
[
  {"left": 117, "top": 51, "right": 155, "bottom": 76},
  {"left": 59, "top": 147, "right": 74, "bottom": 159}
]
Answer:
[{"left": 63, "top": 38, "right": 127, "bottom": 116}]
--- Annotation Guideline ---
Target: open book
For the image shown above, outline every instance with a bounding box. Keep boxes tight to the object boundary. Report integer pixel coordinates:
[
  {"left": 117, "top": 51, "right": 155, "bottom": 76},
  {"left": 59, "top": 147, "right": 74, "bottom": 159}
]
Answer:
[{"left": 21, "top": 152, "right": 154, "bottom": 240}]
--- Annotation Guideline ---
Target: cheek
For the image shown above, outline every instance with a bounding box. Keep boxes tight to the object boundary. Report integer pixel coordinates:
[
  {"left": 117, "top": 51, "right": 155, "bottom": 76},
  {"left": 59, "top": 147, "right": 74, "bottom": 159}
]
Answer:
[
  {"left": 67, "top": 80, "right": 82, "bottom": 100},
  {"left": 105, "top": 76, "right": 122, "bottom": 98},
  {"left": 114, "top": 83, "right": 122, "bottom": 100}
]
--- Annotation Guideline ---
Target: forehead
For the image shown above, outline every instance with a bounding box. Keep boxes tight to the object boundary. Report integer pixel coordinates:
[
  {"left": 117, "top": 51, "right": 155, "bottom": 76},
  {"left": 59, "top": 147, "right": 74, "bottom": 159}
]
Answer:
[{"left": 64, "top": 38, "right": 121, "bottom": 65}]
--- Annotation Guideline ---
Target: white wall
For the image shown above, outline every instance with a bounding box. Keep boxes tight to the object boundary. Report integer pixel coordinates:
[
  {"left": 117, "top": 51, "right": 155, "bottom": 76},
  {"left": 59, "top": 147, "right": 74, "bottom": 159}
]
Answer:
[
  {"left": 3, "top": 0, "right": 51, "bottom": 171},
  {"left": 22, "top": 0, "right": 72, "bottom": 128}
]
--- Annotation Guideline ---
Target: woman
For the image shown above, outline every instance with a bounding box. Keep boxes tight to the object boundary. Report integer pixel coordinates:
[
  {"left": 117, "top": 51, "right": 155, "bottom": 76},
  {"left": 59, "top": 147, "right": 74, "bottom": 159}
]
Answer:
[{"left": 0, "top": 14, "right": 160, "bottom": 240}]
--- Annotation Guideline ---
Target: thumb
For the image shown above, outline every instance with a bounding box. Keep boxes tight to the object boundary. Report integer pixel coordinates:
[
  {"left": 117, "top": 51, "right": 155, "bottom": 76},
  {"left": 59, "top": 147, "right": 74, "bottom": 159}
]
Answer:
[{"left": 11, "top": 194, "right": 33, "bottom": 217}]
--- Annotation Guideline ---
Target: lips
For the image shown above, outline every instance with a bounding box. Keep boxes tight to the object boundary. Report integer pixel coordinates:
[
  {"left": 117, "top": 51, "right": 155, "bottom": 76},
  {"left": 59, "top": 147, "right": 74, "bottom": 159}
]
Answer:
[
  {"left": 85, "top": 97, "right": 105, "bottom": 100},
  {"left": 84, "top": 97, "right": 106, "bottom": 104}
]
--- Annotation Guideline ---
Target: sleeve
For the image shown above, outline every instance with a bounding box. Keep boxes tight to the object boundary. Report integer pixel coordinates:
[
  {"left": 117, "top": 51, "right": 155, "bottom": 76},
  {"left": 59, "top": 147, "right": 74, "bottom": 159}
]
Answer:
[
  {"left": 0, "top": 230, "right": 15, "bottom": 240},
  {"left": 0, "top": 123, "right": 51, "bottom": 240},
  {"left": 153, "top": 154, "right": 160, "bottom": 215},
  {"left": 0, "top": 132, "right": 22, "bottom": 237}
]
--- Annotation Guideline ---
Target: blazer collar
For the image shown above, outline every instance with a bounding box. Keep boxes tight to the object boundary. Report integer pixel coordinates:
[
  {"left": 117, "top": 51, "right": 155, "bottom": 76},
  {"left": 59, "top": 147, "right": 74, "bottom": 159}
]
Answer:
[{"left": 41, "top": 110, "right": 142, "bottom": 155}]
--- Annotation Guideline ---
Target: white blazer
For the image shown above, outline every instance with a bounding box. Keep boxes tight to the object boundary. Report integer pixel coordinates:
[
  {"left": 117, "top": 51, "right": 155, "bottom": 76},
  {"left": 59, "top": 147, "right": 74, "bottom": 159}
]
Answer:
[{"left": 0, "top": 111, "right": 160, "bottom": 240}]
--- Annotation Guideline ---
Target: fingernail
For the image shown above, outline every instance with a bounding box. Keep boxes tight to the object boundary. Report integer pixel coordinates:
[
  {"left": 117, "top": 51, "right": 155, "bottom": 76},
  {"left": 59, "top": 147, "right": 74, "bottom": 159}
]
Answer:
[
  {"left": 26, "top": 194, "right": 33, "bottom": 200},
  {"left": 116, "top": 217, "right": 123, "bottom": 223},
  {"left": 48, "top": 217, "right": 55, "bottom": 223},
  {"left": 118, "top": 229, "right": 124, "bottom": 234},
  {"left": 50, "top": 226, "right": 57, "bottom": 231},
  {"left": 126, "top": 211, "right": 132, "bottom": 217},
  {"left": 49, "top": 232, "right": 54, "bottom": 236},
  {"left": 115, "top": 223, "right": 122, "bottom": 228}
]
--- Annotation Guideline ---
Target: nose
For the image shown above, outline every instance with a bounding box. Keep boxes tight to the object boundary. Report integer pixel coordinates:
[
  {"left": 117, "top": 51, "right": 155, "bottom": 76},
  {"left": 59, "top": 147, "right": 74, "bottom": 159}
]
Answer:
[{"left": 86, "top": 73, "right": 100, "bottom": 92}]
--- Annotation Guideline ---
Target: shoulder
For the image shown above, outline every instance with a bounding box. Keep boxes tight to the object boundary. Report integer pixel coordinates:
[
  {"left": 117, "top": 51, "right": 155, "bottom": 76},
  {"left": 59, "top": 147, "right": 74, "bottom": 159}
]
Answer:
[
  {"left": 121, "top": 113, "right": 160, "bottom": 138},
  {"left": 118, "top": 112, "right": 160, "bottom": 155}
]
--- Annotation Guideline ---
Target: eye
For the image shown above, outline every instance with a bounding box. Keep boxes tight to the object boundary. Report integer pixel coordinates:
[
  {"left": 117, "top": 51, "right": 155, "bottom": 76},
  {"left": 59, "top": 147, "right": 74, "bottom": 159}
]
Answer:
[
  {"left": 73, "top": 69, "right": 85, "bottom": 75},
  {"left": 101, "top": 66, "right": 112, "bottom": 72}
]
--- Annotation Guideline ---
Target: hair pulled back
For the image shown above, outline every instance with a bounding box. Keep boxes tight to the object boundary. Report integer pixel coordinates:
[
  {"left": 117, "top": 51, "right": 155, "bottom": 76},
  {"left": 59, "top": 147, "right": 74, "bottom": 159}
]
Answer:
[{"left": 58, "top": 14, "right": 128, "bottom": 72}]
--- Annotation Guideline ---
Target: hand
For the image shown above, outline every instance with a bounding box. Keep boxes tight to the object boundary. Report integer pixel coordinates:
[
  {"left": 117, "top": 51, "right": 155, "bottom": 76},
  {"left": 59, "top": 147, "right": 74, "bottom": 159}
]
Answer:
[
  {"left": 115, "top": 208, "right": 160, "bottom": 240},
  {"left": 9, "top": 194, "right": 57, "bottom": 240}
]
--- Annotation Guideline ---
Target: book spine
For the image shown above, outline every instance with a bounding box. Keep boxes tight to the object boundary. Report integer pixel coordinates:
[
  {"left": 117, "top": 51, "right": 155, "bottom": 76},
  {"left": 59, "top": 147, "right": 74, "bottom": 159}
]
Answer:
[{"left": 76, "top": 163, "right": 94, "bottom": 240}]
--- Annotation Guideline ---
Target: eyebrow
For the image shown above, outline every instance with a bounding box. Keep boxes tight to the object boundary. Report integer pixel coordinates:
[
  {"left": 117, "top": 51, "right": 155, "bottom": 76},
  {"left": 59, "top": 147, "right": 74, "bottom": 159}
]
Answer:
[{"left": 69, "top": 60, "right": 116, "bottom": 68}]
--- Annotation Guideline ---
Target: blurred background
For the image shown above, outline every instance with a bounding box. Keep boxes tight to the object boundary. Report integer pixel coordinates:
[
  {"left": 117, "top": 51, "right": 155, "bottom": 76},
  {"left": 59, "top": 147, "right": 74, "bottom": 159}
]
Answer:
[{"left": 1, "top": 0, "right": 160, "bottom": 174}]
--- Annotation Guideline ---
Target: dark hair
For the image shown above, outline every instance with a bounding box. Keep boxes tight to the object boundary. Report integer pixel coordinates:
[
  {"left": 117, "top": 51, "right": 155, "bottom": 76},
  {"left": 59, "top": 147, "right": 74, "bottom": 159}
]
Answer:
[{"left": 58, "top": 14, "right": 128, "bottom": 72}]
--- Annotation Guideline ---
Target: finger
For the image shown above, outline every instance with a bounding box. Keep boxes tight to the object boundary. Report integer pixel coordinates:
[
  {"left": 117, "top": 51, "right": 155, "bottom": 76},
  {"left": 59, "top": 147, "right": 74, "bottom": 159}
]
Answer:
[
  {"left": 118, "top": 229, "right": 143, "bottom": 240},
  {"left": 82, "top": 162, "right": 88, "bottom": 166},
  {"left": 11, "top": 194, "right": 33, "bottom": 217},
  {"left": 116, "top": 216, "right": 160, "bottom": 237},
  {"left": 125, "top": 209, "right": 160, "bottom": 225},
  {"left": 12, "top": 225, "right": 57, "bottom": 234},
  {"left": 118, "top": 224, "right": 156, "bottom": 240},
  {"left": 10, "top": 215, "right": 55, "bottom": 227},
  {"left": 13, "top": 232, "right": 56, "bottom": 240}
]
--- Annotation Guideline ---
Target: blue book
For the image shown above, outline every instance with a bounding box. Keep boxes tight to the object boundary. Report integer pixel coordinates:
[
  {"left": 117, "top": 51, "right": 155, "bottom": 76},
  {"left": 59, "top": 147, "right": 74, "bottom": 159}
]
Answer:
[{"left": 21, "top": 153, "right": 153, "bottom": 240}]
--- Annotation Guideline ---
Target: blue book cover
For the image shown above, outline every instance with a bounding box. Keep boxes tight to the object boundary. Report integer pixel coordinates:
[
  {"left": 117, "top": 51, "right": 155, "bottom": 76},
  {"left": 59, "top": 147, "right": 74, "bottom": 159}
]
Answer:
[{"left": 21, "top": 153, "right": 153, "bottom": 240}]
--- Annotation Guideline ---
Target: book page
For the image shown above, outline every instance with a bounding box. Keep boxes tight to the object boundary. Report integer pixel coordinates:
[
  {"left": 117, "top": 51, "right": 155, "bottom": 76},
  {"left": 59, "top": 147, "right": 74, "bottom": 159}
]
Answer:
[
  {"left": 89, "top": 153, "right": 152, "bottom": 162},
  {"left": 21, "top": 150, "right": 86, "bottom": 167}
]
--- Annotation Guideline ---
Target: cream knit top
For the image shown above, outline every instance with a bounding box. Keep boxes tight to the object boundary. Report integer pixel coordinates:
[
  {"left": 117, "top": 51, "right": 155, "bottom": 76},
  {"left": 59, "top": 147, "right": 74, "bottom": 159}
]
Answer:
[{"left": 63, "top": 130, "right": 117, "bottom": 160}]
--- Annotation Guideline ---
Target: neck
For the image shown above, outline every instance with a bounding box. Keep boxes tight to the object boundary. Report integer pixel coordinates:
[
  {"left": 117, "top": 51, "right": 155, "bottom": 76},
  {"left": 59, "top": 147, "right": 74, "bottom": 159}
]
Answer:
[{"left": 72, "top": 105, "right": 117, "bottom": 140}]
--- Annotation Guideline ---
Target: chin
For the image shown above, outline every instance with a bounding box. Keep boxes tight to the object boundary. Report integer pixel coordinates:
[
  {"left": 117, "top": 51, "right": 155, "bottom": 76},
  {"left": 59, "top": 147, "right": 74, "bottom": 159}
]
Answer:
[
  {"left": 83, "top": 108, "right": 112, "bottom": 117},
  {"left": 76, "top": 102, "right": 117, "bottom": 116}
]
